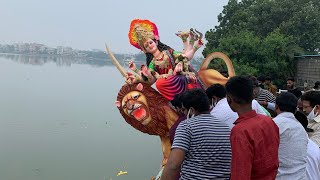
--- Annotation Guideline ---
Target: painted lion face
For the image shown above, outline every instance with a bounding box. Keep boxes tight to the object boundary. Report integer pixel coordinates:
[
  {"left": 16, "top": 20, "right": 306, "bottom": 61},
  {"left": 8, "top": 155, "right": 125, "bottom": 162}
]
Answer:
[
  {"left": 121, "top": 90, "right": 151, "bottom": 125},
  {"left": 116, "top": 83, "right": 170, "bottom": 136}
]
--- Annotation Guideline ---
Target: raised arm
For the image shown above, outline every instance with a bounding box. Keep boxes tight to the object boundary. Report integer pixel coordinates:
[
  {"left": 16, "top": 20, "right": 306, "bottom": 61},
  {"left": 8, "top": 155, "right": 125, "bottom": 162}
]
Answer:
[
  {"left": 126, "top": 61, "right": 156, "bottom": 84},
  {"left": 176, "top": 29, "right": 203, "bottom": 61}
]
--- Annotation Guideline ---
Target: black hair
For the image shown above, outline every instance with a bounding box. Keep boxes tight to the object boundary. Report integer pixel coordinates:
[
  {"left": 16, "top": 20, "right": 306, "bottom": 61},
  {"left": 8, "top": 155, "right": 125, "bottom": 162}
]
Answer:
[
  {"left": 294, "top": 111, "right": 308, "bottom": 131},
  {"left": 249, "top": 76, "right": 259, "bottom": 87},
  {"left": 171, "top": 93, "right": 184, "bottom": 108},
  {"left": 301, "top": 90, "right": 320, "bottom": 108},
  {"left": 181, "top": 88, "right": 210, "bottom": 112},
  {"left": 276, "top": 92, "right": 298, "bottom": 113},
  {"left": 287, "top": 77, "right": 295, "bottom": 82},
  {"left": 225, "top": 76, "right": 253, "bottom": 104},
  {"left": 257, "top": 75, "right": 266, "bottom": 82},
  {"left": 314, "top": 81, "right": 320, "bottom": 89},
  {"left": 206, "top": 84, "right": 226, "bottom": 99},
  {"left": 145, "top": 40, "right": 172, "bottom": 66},
  {"left": 294, "top": 111, "right": 314, "bottom": 132},
  {"left": 265, "top": 76, "right": 272, "bottom": 81}
]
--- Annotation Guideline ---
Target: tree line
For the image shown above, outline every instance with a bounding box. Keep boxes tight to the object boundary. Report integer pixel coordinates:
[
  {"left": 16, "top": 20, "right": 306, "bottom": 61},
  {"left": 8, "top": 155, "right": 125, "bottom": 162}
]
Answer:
[{"left": 203, "top": 0, "right": 320, "bottom": 86}]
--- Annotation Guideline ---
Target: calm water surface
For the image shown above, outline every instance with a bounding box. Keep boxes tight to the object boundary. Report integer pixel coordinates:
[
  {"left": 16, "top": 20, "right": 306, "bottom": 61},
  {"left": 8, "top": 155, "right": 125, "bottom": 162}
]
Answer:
[{"left": 0, "top": 55, "right": 161, "bottom": 180}]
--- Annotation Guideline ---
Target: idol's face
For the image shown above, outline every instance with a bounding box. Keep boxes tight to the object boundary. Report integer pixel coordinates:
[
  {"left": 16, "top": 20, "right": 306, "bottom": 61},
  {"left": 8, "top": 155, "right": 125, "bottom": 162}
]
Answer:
[{"left": 143, "top": 39, "right": 158, "bottom": 54}]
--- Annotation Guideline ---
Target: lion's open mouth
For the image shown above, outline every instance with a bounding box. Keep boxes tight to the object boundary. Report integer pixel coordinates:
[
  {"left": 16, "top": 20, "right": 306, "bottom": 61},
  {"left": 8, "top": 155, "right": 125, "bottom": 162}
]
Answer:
[
  {"left": 127, "top": 104, "right": 147, "bottom": 123},
  {"left": 132, "top": 106, "right": 147, "bottom": 121}
]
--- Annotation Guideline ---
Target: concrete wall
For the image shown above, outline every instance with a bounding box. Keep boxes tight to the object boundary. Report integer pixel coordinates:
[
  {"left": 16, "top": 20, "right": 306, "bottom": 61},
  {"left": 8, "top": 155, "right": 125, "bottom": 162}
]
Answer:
[{"left": 295, "top": 55, "right": 320, "bottom": 89}]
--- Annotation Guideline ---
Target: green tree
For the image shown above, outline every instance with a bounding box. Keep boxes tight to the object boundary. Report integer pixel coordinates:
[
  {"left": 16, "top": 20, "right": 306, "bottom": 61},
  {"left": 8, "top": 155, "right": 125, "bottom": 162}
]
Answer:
[{"left": 204, "top": 0, "right": 319, "bottom": 86}]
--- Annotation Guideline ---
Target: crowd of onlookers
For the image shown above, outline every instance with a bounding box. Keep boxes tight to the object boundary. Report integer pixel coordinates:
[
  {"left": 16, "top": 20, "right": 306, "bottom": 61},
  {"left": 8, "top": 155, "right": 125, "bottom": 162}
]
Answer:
[{"left": 160, "top": 76, "right": 320, "bottom": 180}]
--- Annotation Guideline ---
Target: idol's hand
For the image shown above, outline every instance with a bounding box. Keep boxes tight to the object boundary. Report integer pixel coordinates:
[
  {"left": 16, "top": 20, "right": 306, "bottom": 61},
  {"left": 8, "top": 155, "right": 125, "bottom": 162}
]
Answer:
[
  {"left": 151, "top": 71, "right": 160, "bottom": 79},
  {"left": 159, "top": 74, "right": 169, "bottom": 79},
  {"left": 141, "top": 65, "right": 150, "bottom": 76},
  {"left": 125, "top": 72, "right": 140, "bottom": 84},
  {"left": 128, "top": 61, "right": 137, "bottom": 72},
  {"left": 175, "top": 31, "right": 189, "bottom": 42},
  {"left": 124, "top": 77, "right": 133, "bottom": 84},
  {"left": 174, "top": 62, "right": 183, "bottom": 75},
  {"left": 124, "top": 72, "right": 133, "bottom": 84},
  {"left": 188, "top": 73, "right": 197, "bottom": 84}
]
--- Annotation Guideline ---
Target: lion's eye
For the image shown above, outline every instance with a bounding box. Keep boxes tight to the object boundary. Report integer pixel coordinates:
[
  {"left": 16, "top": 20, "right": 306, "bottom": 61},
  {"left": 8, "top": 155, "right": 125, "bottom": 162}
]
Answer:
[
  {"left": 132, "top": 94, "right": 140, "bottom": 100},
  {"left": 122, "top": 104, "right": 127, "bottom": 109}
]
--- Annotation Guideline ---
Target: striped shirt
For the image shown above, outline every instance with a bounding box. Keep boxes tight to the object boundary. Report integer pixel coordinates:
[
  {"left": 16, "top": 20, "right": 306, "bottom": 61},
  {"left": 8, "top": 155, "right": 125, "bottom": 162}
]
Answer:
[
  {"left": 256, "top": 88, "right": 276, "bottom": 103},
  {"left": 172, "top": 114, "right": 231, "bottom": 180}
]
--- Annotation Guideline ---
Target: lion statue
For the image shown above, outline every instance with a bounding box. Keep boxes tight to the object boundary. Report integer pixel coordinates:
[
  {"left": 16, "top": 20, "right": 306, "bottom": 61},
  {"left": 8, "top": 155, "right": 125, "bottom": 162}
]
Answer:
[
  {"left": 115, "top": 82, "right": 179, "bottom": 167},
  {"left": 106, "top": 43, "right": 235, "bottom": 179}
]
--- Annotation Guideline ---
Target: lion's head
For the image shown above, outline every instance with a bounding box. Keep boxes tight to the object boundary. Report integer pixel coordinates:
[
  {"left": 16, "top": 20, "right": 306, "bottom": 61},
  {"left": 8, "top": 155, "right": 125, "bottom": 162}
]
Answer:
[{"left": 116, "top": 83, "right": 170, "bottom": 136}]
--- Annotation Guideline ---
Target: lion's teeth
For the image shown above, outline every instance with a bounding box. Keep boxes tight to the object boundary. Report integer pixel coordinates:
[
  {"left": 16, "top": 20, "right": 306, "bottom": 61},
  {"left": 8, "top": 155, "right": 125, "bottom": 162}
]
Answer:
[{"left": 134, "top": 104, "right": 141, "bottom": 108}]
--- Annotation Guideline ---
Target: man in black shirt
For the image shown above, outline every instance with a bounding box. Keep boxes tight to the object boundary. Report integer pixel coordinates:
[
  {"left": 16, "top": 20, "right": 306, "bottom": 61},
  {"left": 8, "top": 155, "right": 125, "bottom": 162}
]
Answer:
[{"left": 287, "top": 77, "right": 302, "bottom": 98}]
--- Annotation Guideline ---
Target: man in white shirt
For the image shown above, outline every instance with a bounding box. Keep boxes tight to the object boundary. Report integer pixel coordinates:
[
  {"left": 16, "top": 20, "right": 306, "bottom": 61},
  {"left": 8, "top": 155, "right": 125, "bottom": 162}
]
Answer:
[
  {"left": 206, "top": 84, "right": 268, "bottom": 129},
  {"left": 295, "top": 110, "right": 320, "bottom": 180},
  {"left": 301, "top": 90, "right": 320, "bottom": 146},
  {"left": 273, "top": 92, "right": 308, "bottom": 179},
  {"left": 306, "top": 139, "right": 320, "bottom": 180}
]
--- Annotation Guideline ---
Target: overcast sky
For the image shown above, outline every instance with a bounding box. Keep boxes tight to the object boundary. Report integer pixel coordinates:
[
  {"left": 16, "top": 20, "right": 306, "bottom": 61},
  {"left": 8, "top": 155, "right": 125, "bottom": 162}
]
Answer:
[{"left": 0, "top": 0, "right": 229, "bottom": 55}]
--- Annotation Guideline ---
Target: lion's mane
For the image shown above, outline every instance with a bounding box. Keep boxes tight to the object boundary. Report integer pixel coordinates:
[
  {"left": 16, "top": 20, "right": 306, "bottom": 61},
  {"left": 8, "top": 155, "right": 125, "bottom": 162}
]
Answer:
[{"left": 117, "top": 83, "right": 170, "bottom": 136}]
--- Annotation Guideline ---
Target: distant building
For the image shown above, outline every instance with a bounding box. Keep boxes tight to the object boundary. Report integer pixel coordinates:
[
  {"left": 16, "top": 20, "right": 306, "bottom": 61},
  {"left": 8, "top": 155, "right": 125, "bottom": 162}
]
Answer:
[
  {"left": 13, "top": 43, "right": 29, "bottom": 53},
  {"left": 56, "top": 46, "right": 73, "bottom": 56},
  {"left": 38, "top": 44, "right": 48, "bottom": 54},
  {"left": 46, "top": 47, "right": 56, "bottom": 55},
  {"left": 295, "top": 55, "right": 320, "bottom": 90},
  {"left": 29, "top": 43, "right": 45, "bottom": 54},
  {"left": 73, "top": 50, "right": 87, "bottom": 57},
  {"left": 91, "top": 49, "right": 103, "bottom": 53}
]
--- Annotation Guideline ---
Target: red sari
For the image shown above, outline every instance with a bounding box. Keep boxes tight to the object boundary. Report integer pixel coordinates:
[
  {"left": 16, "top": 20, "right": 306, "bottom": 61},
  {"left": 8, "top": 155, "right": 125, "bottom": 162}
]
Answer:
[{"left": 149, "top": 49, "right": 203, "bottom": 100}]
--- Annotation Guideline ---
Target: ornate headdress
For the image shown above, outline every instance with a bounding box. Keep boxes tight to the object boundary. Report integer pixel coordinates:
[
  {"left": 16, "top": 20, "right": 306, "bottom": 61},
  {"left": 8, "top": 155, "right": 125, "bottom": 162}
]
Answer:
[{"left": 128, "top": 19, "right": 159, "bottom": 52}]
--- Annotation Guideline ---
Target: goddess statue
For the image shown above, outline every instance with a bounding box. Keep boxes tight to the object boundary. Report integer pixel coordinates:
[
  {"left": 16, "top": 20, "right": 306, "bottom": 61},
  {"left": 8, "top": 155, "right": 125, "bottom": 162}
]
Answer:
[{"left": 126, "top": 19, "right": 205, "bottom": 100}]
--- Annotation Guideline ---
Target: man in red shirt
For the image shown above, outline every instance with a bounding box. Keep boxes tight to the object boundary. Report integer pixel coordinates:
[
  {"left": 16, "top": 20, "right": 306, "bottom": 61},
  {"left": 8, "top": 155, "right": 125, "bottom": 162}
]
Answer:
[{"left": 225, "top": 76, "right": 280, "bottom": 180}]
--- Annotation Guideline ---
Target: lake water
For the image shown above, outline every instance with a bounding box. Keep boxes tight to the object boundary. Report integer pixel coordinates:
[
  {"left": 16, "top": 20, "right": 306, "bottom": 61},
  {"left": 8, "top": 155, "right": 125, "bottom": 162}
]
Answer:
[{"left": 0, "top": 55, "right": 162, "bottom": 180}]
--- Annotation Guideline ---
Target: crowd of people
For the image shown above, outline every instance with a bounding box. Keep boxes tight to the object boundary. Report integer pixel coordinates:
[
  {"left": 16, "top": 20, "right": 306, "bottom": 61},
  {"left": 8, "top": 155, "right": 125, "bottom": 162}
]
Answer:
[
  {"left": 160, "top": 76, "right": 320, "bottom": 180},
  {"left": 122, "top": 19, "right": 320, "bottom": 180}
]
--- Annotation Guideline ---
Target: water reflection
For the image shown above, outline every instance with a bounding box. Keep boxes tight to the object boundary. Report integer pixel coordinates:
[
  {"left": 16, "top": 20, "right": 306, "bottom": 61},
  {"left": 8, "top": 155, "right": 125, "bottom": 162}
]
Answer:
[
  {"left": 0, "top": 56, "right": 162, "bottom": 180},
  {"left": 0, "top": 53, "right": 117, "bottom": 67},
  {"left": 0, "top": 53, "right": 200, "bottom": 70}
]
